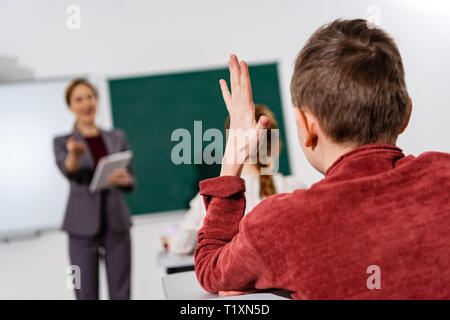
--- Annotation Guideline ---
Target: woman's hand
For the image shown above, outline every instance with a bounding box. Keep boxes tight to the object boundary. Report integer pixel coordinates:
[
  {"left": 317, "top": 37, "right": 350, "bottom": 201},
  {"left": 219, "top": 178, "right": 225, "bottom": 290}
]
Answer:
[
  {"left": 107, "top": 168, "right": 133, "bottom": 187},
  {"left": 219, "top": 54, "right": 271, "bottom": 176},
  {"left": 64, "top": 137, "right": 87, "bottom": 173},
  {"left": 66, "top": 137, "right": 87, "bottom": 158}
]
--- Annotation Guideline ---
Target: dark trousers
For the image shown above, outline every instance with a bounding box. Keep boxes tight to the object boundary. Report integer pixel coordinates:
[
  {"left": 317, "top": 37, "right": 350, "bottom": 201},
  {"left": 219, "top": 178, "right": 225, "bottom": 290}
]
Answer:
[
  {"left": 68, "top": 192, "right": 131, "bottom": 300},
  {"left": 68, "top": 230, "right": 131, "bottom": 300}
]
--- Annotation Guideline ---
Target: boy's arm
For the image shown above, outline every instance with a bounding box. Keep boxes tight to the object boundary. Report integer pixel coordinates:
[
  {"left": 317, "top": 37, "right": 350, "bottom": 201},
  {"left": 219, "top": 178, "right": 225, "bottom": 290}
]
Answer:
[
  {"left": 195, "top": 54, "right": 273, "bottom": 293},
  {"left": 194, "top": 176, "right": 272, "bottom": 293}
]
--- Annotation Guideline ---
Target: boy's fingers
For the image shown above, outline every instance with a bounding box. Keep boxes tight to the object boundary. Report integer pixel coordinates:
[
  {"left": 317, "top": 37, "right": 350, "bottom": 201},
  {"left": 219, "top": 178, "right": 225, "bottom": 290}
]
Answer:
[
  {"left": 218, "top": 291, "right": 243, "bottom": 297},
  {"left": 218, "top": 289, "right": 258, "bottom": 297},
  {"left": 239, "top": 60, "right": 249, "bottom": 87},
  {"left": 256, "top": 115, "right": 271, "bottom": 130},
  {"left": 240, "top": 60, "right": 252, "bottom": 101},
  {"left": 256, "top": 116, "right": 271, "bottom": 153},
  {"left": 219, "top": 79, "right": 232, "bottom": 109},
  {"left": 229, "top": 54, "right": 240, "bottom": 92}
]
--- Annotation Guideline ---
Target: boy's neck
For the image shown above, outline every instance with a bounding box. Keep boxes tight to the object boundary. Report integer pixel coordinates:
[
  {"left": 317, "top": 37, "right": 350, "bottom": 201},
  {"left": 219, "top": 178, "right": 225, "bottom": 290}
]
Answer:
[
  {"left": 319, "top": 138, "right": 397, "bottom": 174},
  {"left": 319, "top": 140, "right": 358, "bottom": 174}
]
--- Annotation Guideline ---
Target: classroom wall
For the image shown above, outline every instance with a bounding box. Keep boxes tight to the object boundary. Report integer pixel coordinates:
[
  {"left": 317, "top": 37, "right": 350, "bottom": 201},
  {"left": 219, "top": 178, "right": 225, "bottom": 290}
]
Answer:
[{"left": 1, "top": 0, "right": 449, "bottom": 186}]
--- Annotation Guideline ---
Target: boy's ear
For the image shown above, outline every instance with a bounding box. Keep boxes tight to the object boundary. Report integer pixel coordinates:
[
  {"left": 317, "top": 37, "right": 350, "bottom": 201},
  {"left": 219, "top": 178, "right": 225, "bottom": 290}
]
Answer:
[
  {"left": 293, "top": 107, "right": 318, "bottom": 148},
  {"left": 399, "top": 98, "right": 413, "bottom": 134}
]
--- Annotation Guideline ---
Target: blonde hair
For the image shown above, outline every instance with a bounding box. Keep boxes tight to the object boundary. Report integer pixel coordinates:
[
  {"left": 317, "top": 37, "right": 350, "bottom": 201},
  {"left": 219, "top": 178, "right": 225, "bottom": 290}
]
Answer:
[{"left": 225, "top": 104, "right": 280, "bottom": 199}]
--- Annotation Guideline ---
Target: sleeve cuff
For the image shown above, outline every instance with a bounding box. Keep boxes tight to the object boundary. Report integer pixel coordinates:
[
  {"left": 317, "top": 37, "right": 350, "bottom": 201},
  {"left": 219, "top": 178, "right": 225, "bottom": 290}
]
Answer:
[{"left": 199, "top": 176, "right": 246, "bottom": 198}]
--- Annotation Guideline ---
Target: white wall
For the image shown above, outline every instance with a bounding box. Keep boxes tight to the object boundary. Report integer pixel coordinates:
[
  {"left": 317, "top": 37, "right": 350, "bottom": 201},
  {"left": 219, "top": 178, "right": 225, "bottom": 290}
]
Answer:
[{"left": 1, "top": 0, "right": 449, "bottom": 186}]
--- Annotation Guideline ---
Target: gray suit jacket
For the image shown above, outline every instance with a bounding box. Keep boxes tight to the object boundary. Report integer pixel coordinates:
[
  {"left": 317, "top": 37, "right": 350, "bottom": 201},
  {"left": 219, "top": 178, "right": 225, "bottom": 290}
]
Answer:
[{"left": 53, "top": 128, "right": 135, "bottom": 237}]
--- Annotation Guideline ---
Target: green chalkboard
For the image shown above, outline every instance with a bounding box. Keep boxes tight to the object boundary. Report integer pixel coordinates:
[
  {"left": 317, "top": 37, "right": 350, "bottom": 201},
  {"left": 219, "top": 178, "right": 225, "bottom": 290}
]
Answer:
[{"left": 109, "top": 63, "right": 290, "bottom": 214}]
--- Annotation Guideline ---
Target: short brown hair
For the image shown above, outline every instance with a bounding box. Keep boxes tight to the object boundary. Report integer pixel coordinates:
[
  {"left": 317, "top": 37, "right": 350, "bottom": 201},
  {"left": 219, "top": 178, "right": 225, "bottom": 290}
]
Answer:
[
  {"left": 65, "top": 78, "right": 98, "bottom": 106},
  {"left": 290, "top": 19, "right": 410, "bottom": 145}
]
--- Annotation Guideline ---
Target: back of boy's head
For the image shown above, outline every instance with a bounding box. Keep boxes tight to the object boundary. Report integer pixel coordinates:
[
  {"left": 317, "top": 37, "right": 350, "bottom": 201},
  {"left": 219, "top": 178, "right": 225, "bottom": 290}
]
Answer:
[{"left": 290, "top": 19, "right": 410, "bottom": 146}]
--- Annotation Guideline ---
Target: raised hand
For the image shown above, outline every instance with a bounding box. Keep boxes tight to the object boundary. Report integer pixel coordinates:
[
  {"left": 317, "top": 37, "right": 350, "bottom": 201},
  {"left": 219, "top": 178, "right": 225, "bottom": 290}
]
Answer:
[
  {"left": 220, "top": 55, "right": 257, "bottom": 131},
  {"left": 219, "top": 54, "right": 271, "bottom": 176}
]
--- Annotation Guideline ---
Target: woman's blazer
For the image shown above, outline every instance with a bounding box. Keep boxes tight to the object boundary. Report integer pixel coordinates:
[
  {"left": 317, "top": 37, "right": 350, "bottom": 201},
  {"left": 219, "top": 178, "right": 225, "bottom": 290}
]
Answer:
[{"left": 53, "top": 128, "right": 135, "bottom": 237}]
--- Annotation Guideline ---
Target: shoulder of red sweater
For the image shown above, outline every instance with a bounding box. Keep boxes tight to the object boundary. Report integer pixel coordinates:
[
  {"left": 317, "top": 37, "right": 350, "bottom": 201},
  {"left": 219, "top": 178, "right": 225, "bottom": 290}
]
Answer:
[
  {"left": 417, "top": 150, "right": 450, "bottom": 159},
  {"left": 397, "top": 151, "right": 450, "bottom": 167}
]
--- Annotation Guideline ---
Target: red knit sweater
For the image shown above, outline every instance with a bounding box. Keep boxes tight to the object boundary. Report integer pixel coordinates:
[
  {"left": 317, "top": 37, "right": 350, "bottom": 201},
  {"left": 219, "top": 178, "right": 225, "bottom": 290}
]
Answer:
[{"left": 194, "top": 144, "right": 450, "bottom": 299}]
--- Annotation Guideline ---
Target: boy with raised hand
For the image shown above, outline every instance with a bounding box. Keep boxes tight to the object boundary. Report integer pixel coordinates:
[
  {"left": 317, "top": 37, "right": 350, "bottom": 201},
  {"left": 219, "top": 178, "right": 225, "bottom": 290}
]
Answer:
[{"left": 194, "top": 19, "right": 450, "bottom": 299}]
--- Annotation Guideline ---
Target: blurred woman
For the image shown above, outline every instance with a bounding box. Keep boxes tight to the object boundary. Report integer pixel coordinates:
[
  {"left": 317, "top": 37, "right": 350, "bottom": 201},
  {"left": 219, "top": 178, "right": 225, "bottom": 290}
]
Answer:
[
  {"left": 167, "top": 105, "right": 306, "bottom": 255},
  {"left": 53, "top": 79, "right": 135, "bottom": 300}
]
